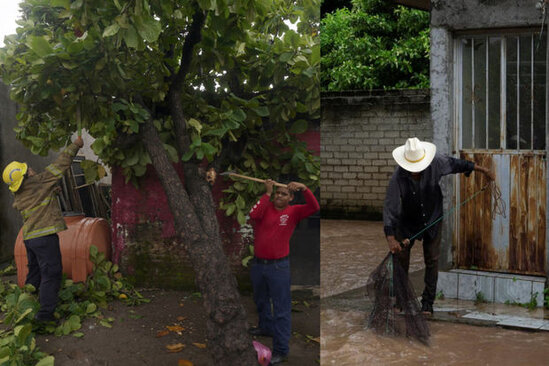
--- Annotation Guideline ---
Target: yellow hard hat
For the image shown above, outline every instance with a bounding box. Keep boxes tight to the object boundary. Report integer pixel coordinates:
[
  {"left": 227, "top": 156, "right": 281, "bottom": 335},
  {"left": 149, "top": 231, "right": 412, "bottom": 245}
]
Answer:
[{"left": 2, "top": 161, "right": 28, "bottom": 193}]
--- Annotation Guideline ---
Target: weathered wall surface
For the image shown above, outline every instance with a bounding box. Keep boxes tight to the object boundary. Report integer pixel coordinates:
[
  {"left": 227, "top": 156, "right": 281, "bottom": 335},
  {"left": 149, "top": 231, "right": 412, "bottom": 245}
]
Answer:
[
  {"left": 430, "top": 0, "right": 547, "bottom": 272},
  {"left": 431, "top": 26, "right": 455, "bottom": 270},
  {"left": 110, "top": 164, "right": 247, "bottom": 289},
  {"left": 431, "top": 0, "right": 543, "bottom": 29},
  {"left": 0, "top": 82, "right": 57, "bottom": 262},
  {"left": 321, "top": 90, "right": 432, "bottom": 219}
]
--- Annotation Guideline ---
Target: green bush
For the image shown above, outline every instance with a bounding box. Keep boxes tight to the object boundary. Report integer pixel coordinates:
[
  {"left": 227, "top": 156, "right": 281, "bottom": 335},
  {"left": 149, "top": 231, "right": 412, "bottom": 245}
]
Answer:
[{"left": 321, "top": 0, "right": 429, "bottom": 91}]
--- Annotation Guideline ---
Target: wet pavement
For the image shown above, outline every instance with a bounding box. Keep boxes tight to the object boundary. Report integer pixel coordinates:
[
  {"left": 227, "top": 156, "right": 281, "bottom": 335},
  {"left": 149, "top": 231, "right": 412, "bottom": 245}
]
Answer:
[{"left": 321, "top": 219, "right": 549, "bottom": 365}]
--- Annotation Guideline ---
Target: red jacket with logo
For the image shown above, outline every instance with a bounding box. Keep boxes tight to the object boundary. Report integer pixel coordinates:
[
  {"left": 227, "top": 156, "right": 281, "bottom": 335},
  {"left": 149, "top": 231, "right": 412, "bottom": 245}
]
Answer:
[{"left": 249, "top": 188, "right": 319, "bottom": 259}]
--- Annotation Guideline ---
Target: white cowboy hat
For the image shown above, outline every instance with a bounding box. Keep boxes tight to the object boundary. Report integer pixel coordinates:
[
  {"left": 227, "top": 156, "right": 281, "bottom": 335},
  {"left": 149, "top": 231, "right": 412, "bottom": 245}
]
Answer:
[{"left": 392, "top": 137, "right": 436, "bottom": 173}]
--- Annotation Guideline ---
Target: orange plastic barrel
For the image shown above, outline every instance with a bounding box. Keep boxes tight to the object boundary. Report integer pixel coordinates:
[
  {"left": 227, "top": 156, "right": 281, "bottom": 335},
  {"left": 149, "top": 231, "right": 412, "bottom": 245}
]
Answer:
[{"left": 14, "top": 214, "right": 111, "bottom": 287}]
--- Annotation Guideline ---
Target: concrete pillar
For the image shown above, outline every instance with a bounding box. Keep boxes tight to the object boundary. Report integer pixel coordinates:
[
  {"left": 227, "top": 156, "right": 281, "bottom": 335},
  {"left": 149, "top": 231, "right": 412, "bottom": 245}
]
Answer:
[{"left": 430, "top": 26, "right": 455, "bottom": 271}]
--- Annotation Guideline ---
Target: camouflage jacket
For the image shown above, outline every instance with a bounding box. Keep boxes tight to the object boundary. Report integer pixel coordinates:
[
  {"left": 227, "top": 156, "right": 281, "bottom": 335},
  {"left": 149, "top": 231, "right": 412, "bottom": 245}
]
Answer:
[{"left": 13, "top": 143, "right": 80, "bottom": 240}]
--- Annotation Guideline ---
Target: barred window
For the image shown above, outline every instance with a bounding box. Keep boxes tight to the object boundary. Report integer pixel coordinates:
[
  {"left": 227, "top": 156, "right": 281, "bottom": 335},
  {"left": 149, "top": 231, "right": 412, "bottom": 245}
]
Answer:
[{"left": 457, "top": 32, "right": 547, "bottom": 151}]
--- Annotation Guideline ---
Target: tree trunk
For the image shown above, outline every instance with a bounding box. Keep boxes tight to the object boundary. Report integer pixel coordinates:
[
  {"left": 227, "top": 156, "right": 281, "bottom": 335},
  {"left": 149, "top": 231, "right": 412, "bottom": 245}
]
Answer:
[{"left": 140, "top": 119, "right": 257, "bottom": 365}]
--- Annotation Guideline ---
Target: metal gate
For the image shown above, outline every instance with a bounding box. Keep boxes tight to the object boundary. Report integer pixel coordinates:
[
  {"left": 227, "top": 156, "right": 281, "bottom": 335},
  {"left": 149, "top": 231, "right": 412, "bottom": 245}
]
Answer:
[{"left": 454, "top": 31, "right": 547, "bottom": 275}]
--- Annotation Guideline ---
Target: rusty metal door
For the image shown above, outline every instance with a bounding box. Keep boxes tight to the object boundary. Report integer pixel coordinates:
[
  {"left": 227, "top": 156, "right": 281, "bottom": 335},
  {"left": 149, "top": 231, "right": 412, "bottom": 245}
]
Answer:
[{"left": 455, "top": 33, "right": 547, "bottom": 275}]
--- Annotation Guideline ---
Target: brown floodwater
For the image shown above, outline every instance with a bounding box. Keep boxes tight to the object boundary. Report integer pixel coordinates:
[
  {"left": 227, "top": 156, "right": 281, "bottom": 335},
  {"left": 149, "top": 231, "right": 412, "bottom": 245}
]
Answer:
[
  {"left": 321, "top": 308, "right": 549, "bottom": 365},
  {"left": 321, "top": 220, "right": 424, "bottom": 298},
  {"left": 321, "top": 219, "right": 549, "bottom": 365}
]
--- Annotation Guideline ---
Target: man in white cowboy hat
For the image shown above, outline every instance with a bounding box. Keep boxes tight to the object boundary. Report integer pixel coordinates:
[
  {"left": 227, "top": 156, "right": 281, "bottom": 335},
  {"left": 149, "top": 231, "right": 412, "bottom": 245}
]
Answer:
[{"left": 383, "top": 137, "right": 494, "bottom": 315}]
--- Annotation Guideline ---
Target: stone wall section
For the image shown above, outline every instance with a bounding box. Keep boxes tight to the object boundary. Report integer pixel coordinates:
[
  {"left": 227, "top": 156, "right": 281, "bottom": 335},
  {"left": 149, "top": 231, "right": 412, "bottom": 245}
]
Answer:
[{"left": 321, "top": 89, "right": 432, "bottom": 218}]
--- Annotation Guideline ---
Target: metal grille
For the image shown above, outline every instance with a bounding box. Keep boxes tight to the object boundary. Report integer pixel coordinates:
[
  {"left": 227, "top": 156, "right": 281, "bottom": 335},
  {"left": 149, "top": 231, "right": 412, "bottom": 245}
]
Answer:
[{"left": 457, "top": 32, "right": 547, "bottom": 151}]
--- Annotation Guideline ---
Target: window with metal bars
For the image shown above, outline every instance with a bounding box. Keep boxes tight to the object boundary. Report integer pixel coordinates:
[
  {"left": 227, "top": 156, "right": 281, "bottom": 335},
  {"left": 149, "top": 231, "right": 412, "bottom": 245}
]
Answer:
[{"left": 456, "top": 32, "right": 547, "bottom": 151}]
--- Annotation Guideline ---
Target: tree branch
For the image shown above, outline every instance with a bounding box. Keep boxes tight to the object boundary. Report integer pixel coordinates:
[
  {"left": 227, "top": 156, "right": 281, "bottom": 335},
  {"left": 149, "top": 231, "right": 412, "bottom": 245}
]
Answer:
[{"left": 170, "top": 8, "right": 206, "bottom": 94}]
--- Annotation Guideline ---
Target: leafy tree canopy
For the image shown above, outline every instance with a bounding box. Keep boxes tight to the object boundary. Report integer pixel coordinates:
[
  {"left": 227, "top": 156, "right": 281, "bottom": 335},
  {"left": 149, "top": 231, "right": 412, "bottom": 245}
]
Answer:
[
  {"left": 0, "top": 0, "right": 320, "bottom": 224},
  {"left": 321, "top": 0, "right": 429, "bottom": 91}
]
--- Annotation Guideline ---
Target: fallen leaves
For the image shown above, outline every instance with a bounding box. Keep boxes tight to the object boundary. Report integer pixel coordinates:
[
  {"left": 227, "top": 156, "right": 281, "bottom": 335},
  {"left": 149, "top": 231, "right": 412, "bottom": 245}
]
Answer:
[
  {"left": 192, "top": 343, "right": 207, "bottom": 349},
  {"left": 156, "top": 330, "right": 170, "bottom": 338},
  {"left": 166, "top": 325, "right": 185, "bottom": 333},
  {"left": 166, "top": 343, "right": 185, "bottom": 353},
  {"left": 305, "top": 335, "right": 320, "bottom": 344},
  {"left": 178, "top": 360, "right": 193, "bottom": 366}
]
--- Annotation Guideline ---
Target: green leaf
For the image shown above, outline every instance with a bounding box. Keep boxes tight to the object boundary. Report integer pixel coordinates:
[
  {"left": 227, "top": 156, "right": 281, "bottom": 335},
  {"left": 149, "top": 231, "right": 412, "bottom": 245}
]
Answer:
[
  {"left": 72, "top": 332, "right": 85, "bottom": 338},
  {"left": 230, "top": 108, "right": 246, "bottom": 122},
  {"left": 14, "top": 324, "right": 32, "bottom": 343},
  {"left": 253, "top": 106, "right": 269, "bottom": 117},
  {"left": 124, "top": 26, "right": 139, "bottom": 49},
  {"left": 197, "top": 0, "right": 213, "bottom": 10},
  {"left": 225, "top": 203, "right": 236, "bottom": 216},
  {"left": 62, "top": 321, "right": 72, "bottom": 334},
  {"left": 237, "top": 210, "right": 246, "bottom": 225},
  {"left": 187, "top": 118, "right": 202, "bottom": 133},
  {"left": 15, "top": 308, "right": 33, "bottom": 324},
  {"left": 181, "top": 150, "right": 194, "bottom": 162},
  {"left": 242, "top": 255, "right": 253, "bottom": 267},
  {"left": 100, "top": 319, "right": 112, "bottom": 328},
  {"left": 125, "top": 151, "right": 140, "bottom": 166},
  {"left": 235, "top": 195, "right": 245, "bottom": 210},
  {"left": 163, "top": 144, "right": 179, "bottom": 162},
  {"left": 135, "top": 17, "right": 162, "bottom": 43},
  {"left": 133, "top": 164, "right": 147, "bottom": 177},
  {"left": 68, "top": 315, "right": 81, "bottom": 331},
  {"left": 103, "top": 24, "right": 121, "bottom": 38},
  {"left": 70, "top": 0, "right": 83, "bottom": 9},
  {"left": 27, "top": 36, "right": 53, "bottom": 58},
  {"left": 86, "top": 303, "right": 97, "bottom": 314},
  {"left": 50, "top": 0, "right": 70, "bottom": 8},
  {"left": 279, "top": 52, "right": 293, "bottom": 62},
  {"left": 89, "top": 246, "right": 98, "bottom": 259},
  {"left": 35, "top": 356, "right": 55, "bottom": 366},
  {"left": 201, "top": 142, "right": 217, "bottom": 156},
  {"left": 288, "top": 119, "right": 308, "bottom": 134},
  {"left": 67, "top": 41, "right": 84, "bottom": 55}
]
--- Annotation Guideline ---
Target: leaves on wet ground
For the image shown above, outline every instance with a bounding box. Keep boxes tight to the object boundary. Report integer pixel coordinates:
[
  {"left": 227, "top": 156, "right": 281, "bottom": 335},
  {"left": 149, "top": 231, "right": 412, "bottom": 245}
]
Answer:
[
  {"left": 166, "top": 343, "right": 186, "bottom": 352},
  {"left": 178, "top": 360, "right": 194, "bottom": 366},
  {"left": 166, "top": 325, "right": 185, "bottom": 333},
  {"left": 192, "top": 342, "right": 207, "bottom": 349},
  {"left": 156, "top": 330, "right": 170, "bottom": 337},
  {"left": 305, "top": 335, "right": 320, "bottom": 343}
]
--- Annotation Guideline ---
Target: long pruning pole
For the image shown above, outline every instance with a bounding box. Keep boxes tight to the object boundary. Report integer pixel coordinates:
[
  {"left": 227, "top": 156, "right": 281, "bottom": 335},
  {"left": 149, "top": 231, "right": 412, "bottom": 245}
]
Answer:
[{"left": 76, "top": 103, "right": 82, "bottom": 137}]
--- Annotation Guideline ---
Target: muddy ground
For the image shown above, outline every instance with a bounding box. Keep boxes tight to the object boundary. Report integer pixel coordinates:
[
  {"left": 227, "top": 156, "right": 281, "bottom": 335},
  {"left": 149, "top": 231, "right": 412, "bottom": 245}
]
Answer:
[{"left": 34, "top": 287, "right": 319, "bottom": 366}]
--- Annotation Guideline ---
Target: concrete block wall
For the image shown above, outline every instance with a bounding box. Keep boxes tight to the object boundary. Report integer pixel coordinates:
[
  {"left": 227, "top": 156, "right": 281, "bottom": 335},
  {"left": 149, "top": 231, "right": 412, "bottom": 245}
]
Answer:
[{"left": 321, "top": 89, "right": 432, "bottom": 218}]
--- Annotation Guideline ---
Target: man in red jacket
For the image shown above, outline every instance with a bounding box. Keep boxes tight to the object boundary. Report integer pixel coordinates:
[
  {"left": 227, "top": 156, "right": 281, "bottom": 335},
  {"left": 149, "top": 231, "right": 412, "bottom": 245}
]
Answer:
[{"left": 248, "top": 179, "right": 319, "bottom": 364}]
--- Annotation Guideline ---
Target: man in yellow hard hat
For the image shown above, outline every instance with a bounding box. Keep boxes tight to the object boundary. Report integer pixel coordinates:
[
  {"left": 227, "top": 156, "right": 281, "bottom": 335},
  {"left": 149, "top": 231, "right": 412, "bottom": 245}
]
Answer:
[{"left": 3, "top": 136, "right": 84, "bottom": 323}]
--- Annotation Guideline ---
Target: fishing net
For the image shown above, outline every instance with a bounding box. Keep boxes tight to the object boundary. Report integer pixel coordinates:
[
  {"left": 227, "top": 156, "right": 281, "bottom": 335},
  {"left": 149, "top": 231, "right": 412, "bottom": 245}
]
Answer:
[
  {"left": 366, "top": 180, "right": 506, "bottom": 345},
  {"left": 486, "top": 180, "right": 507, "bottom": 219},
  {"left": 366, "top": 252, "right": 430, "bottom": 345}
]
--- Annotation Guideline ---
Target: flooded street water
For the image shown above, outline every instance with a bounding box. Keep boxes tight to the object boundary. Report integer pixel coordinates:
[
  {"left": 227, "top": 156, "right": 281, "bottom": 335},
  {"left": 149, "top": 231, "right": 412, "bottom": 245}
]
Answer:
[{"left": 321, "top": 219, "right": 549, "bottom": 365}]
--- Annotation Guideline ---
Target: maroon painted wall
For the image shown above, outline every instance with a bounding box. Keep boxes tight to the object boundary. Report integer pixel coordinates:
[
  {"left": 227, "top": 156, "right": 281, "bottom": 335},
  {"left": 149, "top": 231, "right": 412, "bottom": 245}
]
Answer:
[{"left": 111, "top": 129, "right": 319, "bottom": 288}]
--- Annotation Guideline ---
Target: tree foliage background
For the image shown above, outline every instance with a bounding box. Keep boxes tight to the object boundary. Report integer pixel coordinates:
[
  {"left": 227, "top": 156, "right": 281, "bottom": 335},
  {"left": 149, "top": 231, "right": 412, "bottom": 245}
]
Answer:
[
  {"left": 0, "top": 0, "right": 319, "bottom": 362},
  {"left": 0, "top": 0, "right": 320, "bottom": 225},
  {"left": 321, "top": 0, "right": 429, "bottom": 91}
]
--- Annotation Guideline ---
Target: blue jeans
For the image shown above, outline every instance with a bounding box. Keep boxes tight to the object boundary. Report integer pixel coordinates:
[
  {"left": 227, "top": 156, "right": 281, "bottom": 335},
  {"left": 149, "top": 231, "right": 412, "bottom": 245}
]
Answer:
[
  {"left": 24, "top": 234, "right": 62, "bottom": 320},
  {"left": 250, "top": 257, "right": 291, "bottom": 355}
]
